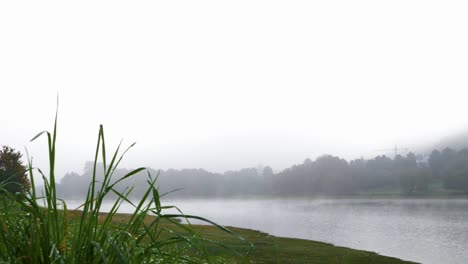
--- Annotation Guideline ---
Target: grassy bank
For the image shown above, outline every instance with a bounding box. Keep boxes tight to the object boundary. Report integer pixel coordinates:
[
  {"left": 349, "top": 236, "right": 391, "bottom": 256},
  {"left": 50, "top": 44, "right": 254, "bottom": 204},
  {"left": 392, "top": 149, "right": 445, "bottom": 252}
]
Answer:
[
  {"left": 171, "top": 223, "right": 417, "bottom": 264},
  {"left": 83, "top": 211, "right": 416, "bottom": 264}
]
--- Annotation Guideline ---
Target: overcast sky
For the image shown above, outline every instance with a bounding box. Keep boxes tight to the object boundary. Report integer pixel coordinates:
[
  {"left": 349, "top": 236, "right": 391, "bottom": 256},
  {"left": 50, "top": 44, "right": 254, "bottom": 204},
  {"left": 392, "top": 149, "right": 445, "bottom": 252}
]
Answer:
[{"left": 1, "top": 1, "right": 468, "bottom": 179}]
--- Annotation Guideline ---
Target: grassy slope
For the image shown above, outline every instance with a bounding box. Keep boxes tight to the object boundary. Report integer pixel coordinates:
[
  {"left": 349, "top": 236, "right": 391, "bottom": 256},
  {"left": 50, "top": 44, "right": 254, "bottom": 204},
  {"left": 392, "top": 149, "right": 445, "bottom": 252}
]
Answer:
[
  {"left": 95, "top": 212, "right": 416, "bottom": 264},
  {"left": 189, "top": 225, "right": 416, "bottom": 264}
]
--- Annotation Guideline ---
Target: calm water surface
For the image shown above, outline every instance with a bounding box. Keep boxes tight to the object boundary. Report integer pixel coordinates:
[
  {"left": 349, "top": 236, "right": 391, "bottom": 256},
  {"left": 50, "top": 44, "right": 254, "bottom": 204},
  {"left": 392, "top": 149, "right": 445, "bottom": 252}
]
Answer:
[{"left": 66, "top": 199, "right": 468, "bottom": 264}]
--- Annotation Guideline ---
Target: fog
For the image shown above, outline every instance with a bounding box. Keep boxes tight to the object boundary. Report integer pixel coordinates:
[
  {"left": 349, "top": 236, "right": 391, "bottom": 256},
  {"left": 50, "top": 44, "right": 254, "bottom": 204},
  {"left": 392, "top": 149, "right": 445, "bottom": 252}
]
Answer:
[
  {"left": 1, "top": 1, "right": 468, "bottom": 181},
  {"left": 3, "top": 2, "right": 468, "bottom": 264}
]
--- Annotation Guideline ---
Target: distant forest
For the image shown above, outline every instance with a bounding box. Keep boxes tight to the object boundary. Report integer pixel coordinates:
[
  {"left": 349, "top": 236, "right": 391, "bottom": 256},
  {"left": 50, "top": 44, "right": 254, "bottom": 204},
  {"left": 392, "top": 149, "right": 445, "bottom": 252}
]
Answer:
[{"left": 56, "top": 147, "right": 468, "bottom": 199}]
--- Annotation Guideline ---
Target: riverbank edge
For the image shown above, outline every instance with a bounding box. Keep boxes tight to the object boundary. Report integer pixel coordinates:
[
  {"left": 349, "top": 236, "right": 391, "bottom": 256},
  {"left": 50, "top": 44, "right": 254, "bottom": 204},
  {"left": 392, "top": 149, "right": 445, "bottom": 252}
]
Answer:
[
  {"left": 92, "top": 210, "right": 417, "bottom": 263},
  {"left": 203, "top": 224, "right": 419, "bottom": 263}
]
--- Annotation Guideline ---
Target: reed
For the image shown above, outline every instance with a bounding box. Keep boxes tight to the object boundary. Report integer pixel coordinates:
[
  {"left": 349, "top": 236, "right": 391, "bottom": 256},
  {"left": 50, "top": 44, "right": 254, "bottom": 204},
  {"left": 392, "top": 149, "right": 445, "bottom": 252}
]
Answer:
[{"left": 0, "top": 113, "right": 248, "bottom": 263}]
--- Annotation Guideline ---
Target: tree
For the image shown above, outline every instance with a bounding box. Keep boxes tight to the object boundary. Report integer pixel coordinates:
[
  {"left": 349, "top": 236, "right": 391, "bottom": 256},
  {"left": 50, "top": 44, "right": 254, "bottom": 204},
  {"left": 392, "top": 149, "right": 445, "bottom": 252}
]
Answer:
[
  {"left": 0, "top": 146, "right": 30, "bottom": 194},
  {"left": 396, "top": 153, "right": 429, "bottom": 195},
  {"left": 441, "top": 149, "right": 468, "bottom": 193},
  {"left": 428, "top": 150, "right": 442, "bottom": 179},
  {"left": 262, "top": 166, "right": 274, "bottom": 178}
]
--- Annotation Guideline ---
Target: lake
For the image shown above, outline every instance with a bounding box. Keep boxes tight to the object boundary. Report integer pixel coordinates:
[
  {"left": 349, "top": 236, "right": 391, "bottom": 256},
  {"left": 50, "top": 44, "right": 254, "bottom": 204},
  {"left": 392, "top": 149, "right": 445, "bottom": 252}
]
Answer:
[{"left": 65, "top": 198, "right": 468, "bottom": 264}]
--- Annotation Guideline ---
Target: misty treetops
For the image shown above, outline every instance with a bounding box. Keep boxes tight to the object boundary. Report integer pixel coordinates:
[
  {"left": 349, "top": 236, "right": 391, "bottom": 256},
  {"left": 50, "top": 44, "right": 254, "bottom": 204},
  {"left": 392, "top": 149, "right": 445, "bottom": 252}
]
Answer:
[{"left": 55, "top": 147, "right": 468, "bottom": 199}]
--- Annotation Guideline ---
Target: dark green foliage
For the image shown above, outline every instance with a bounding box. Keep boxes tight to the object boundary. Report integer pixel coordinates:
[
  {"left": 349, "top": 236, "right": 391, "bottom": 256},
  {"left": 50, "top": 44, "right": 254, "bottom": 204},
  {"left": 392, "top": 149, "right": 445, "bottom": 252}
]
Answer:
[{"left": 0, "top": 145, "right": 30, "bottom": 194}]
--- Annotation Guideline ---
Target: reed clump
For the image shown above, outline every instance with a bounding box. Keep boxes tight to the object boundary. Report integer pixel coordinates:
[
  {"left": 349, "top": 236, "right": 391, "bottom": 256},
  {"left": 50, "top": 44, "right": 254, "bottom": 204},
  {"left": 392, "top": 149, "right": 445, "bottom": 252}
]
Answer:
[{"left": 0, "top": 115, "right": 246, "bottom": 263}]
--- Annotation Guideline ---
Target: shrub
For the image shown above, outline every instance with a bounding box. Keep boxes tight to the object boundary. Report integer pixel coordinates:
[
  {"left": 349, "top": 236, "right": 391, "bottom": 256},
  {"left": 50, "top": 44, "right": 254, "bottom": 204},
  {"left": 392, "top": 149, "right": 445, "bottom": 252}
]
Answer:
[{"left": 0, "top": 145, "right": 30, "bottom": 194}]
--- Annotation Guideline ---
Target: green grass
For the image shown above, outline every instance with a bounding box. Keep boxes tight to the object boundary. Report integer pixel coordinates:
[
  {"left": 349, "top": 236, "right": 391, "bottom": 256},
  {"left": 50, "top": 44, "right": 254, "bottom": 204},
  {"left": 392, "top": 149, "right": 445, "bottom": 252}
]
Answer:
[
  {"left": 182, "top": 224, "right": 417, "bottom": 264},
  {"left": 0, "top": 112, "right": 244, "bottom": 263}
]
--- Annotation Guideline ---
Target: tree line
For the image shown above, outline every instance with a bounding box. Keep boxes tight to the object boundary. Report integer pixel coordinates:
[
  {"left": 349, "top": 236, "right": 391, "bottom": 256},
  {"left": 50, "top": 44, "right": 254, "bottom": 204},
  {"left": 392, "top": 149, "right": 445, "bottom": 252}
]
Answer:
[
  {"left": 2, "top": 145, "right": 468, "bottom": 198},
  {"left": 53, "top": 148, "right": 468, "bottom": 199}
]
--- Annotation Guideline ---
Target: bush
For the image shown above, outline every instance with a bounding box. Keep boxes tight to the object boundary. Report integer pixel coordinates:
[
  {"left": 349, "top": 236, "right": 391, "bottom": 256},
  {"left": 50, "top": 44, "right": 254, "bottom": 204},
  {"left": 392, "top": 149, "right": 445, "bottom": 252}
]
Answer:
[{"left": 0, "top": 146, "right": 30, "bottom": 195}]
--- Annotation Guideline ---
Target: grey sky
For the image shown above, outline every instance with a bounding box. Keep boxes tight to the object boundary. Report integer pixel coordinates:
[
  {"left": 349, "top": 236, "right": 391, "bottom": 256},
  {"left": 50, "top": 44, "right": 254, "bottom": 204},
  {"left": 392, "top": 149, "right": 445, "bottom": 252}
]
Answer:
[{"left": 1, "top": 1, "right": 468, "bottom": 179}]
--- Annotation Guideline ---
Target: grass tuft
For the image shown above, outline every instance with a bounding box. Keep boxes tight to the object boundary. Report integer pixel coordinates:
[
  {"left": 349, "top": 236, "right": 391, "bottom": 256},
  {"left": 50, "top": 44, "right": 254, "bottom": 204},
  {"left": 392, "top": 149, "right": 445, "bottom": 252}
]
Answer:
[{"left": 0, "top": 113, "right": 249, "bottom": 263}]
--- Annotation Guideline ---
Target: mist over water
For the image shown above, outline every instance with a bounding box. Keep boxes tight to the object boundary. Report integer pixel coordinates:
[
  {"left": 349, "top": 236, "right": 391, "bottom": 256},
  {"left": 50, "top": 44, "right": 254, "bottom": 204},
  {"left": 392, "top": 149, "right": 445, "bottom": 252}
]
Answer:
[{"left": 66, "top": 198, "right": 468, "bottom": 264}]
